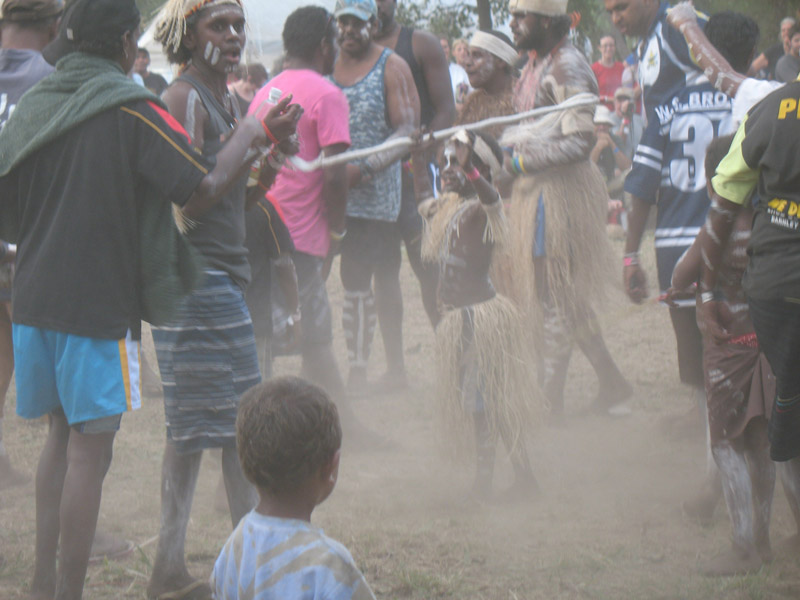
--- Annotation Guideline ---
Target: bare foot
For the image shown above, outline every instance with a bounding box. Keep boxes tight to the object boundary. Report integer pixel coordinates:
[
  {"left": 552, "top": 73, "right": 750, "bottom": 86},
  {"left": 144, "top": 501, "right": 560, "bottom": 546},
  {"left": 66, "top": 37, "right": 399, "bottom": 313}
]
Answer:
[{"left": 700, "top": 549, "right": 762, "bottom": 576}]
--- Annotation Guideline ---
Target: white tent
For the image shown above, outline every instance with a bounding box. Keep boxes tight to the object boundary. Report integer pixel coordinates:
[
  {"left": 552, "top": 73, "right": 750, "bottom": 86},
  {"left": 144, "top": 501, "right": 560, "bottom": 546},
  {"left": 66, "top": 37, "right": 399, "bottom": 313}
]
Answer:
[{"left": 139, "top": 1, "right": 334, "bottom": 80}]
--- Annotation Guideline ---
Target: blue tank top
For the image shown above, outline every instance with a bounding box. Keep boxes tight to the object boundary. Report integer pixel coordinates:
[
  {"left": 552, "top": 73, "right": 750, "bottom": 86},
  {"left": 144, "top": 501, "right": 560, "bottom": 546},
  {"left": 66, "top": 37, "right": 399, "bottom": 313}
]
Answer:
[{"left": 335, "top": 48, "right": 401, "bottom": 222}]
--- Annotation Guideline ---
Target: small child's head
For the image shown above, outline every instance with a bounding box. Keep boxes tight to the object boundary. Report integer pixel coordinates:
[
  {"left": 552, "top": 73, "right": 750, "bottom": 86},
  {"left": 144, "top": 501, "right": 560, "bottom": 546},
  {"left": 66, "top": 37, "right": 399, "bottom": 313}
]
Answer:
[
  {"left": 705, "top": 134, "right": 735, "bottom": 197},
  {"left": 237, "top": 376, "right": 342, "bottom": 505}
]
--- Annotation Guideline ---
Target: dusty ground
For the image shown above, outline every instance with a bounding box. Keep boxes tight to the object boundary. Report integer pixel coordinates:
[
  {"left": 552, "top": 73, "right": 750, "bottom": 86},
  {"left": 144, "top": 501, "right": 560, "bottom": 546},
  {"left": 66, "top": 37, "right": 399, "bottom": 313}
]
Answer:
[{"left": 2, "top": 236, "right": 800, "bottom": 599}]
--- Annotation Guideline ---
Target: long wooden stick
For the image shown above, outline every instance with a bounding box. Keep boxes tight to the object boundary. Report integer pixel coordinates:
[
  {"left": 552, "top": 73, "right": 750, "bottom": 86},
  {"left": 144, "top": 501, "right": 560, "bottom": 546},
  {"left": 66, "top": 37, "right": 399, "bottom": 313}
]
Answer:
[{"left": 286, "top": 93, "right": 599, "bottom": 172}]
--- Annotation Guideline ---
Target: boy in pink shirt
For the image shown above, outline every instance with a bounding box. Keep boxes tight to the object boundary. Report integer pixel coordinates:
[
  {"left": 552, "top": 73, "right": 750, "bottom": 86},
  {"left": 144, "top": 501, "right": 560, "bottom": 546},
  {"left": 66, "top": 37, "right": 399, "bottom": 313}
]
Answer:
[{"left": 249, "top": 6, "right": 354, "bottom": 423}]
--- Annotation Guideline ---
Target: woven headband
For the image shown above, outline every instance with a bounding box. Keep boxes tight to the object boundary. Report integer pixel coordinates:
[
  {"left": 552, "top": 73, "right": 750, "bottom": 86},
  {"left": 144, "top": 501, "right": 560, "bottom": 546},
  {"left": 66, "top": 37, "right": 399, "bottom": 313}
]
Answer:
[
  {"left": 155, "top": 0, "right": 242, "bottom": 54},
  {"left": 469, "top": 31, "right": 517, "bottom": 67},
  {"left": 508, "top": 0, "right": 567, "bottom": 16}
]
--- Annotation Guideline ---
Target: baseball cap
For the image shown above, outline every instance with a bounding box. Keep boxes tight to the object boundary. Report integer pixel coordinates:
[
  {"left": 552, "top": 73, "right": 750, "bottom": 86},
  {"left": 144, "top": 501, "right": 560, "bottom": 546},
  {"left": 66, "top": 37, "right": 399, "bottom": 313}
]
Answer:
[
  {"left": 333, "top": 0, "right": 376, "bottom": 22},
  {"left": 1, "top": 0, "right": 63, "bottom": 22},
  {"left": 42, "top": 0, "right": 140, "bottom": 65}
]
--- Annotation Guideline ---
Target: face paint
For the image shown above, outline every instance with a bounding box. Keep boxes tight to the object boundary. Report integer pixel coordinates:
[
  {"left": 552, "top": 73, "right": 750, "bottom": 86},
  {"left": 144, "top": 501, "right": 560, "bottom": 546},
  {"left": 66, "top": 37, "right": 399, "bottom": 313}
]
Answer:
[
  {"left": 359, "top": 25, "right": 369, "bottom": 41},
  {"left": 211, "top": 46, "right": 221, "bottom": 65},
  {"left": 204, "top": 41, "right": 213, "bottom": 60},
  {"left": 229, "top": 24, "right": 238, "bottom": 36}
]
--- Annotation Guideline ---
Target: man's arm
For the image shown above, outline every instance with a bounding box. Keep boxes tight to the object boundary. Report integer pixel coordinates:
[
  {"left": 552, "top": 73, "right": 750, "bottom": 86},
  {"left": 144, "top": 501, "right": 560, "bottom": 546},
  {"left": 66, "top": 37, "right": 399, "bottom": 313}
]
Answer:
[
  {"left": 622, "top": 196, "right": 651, "bottom": 303},
  {"left": 505, "top": 50, "right": 596, "bottom": 172},
  {"left": 413, "top": 30, "right": 456, "bottom": 132},
  {"left": 667, "top": 2, "right": 744, "bottom": 97},
  {"left": 163, "top": 84, "right": 301, "bottom": 219},
  {"left": 747, "top": 53, "right": 769, "bottom": 78},
  {"left": 351, "top": 53, "right": 421, "bottom": 186},
  {"left": 322, "top": 143, "right": 350, "bottom": 237}
]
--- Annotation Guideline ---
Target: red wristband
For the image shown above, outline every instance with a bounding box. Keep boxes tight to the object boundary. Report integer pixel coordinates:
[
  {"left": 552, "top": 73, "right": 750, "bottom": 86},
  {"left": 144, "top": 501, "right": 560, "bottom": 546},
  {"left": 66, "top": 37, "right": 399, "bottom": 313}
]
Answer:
[
  {"left": 623, "top": 256, "right": 638, "bottom": 267},
  {"left": 261, "top": 121, "right": 280, "bottom": 145},
  {"left": 465, "top": 166, "right": 481, "bottom": 181}
]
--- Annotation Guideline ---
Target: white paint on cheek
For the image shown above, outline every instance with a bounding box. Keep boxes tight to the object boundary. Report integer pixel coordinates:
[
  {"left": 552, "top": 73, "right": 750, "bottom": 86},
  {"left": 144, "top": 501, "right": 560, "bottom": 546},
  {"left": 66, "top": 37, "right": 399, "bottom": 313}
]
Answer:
[
  {"left": 229, "top": 24, "right": 237, "bottom": 36},
  {"left": 211, "top": 46, "right": 221, "bottom": 65},
  {"left": 360, "top": 25, "right": 369, "bottom": 41},
  {"left": 204, "top": 41, "right": 213, "bottom": 60},
  {"left": 518, "top": 22, "right": 530, "bottom": 38}
]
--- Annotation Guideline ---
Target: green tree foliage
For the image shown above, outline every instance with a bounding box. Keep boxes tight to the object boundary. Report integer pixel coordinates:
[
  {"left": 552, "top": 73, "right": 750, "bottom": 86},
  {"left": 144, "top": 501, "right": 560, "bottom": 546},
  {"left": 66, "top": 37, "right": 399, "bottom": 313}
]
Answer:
[
  {"left": 694, "top": 0, "right": 800, "bottom": 53},
  {"left": 136, "top": 0, "right": 165, "bottom": 27}
]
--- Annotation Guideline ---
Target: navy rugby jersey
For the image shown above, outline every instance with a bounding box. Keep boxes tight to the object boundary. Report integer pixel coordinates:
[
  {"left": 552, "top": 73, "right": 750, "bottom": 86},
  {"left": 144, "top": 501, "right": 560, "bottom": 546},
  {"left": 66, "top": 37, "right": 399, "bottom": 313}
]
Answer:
[
  {"left": 637, "top": 1, "right": 706, "bottom": 125},
  {"left": 626, "top": 81, "right": 735, "bottom": 300}
]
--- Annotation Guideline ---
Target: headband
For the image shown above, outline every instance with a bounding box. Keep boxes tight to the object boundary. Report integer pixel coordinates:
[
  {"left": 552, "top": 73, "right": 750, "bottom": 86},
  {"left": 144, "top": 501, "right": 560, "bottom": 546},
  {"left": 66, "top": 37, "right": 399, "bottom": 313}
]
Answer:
[
  {"left": 508, "top": 0, "right": 567, "bottom": 16},
  {"left": 155, "top": 0, "right": 242, "bottom": 55},
  {"left": 469, "top": 31, "right": 518, "bottom": 66}
]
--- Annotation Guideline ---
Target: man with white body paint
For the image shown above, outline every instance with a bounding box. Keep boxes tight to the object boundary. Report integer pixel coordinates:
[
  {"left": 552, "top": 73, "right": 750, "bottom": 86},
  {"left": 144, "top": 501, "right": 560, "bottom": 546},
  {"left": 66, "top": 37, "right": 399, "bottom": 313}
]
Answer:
[
  {"left": 331, "top": 0, "right": 420, "bottom": 393},
  {"left": 668, "top": 0, "right": 800, "bottom": 557},
  {"left": 147, "top": 1, "right": 302, "bottom": 597},
  {"left": 501, "top": 0, "right": 633, "bottom": 420}
]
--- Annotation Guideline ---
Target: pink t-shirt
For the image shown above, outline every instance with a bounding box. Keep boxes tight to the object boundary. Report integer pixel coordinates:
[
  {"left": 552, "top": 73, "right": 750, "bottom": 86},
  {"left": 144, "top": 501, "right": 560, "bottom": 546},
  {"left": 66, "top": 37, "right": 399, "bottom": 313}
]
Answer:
[
  {"left": 591, "top": 61, "right": 625, "bottom": 110},
  {"left": 249, "top": 69, "right": 350, "bottom": 257}
]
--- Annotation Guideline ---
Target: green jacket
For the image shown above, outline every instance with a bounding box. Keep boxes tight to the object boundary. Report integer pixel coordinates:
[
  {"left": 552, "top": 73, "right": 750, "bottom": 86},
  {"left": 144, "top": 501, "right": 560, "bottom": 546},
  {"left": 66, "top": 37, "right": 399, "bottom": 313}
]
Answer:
[{"left": 0, "top": 52, "right": 203, "bottom": 325}]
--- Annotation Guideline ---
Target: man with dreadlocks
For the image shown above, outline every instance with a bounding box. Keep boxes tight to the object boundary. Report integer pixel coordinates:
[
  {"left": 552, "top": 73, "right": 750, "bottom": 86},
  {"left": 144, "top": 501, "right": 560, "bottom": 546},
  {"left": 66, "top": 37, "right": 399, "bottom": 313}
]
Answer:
[
  {"left": 501, "top": 0, "right": 632, "bottom": 419},
  {"left": 419, "top": 129, "right": 541, "bottom": 499},
  {"left": 148, "top": 1, "right": 302, "bottom": 598}
]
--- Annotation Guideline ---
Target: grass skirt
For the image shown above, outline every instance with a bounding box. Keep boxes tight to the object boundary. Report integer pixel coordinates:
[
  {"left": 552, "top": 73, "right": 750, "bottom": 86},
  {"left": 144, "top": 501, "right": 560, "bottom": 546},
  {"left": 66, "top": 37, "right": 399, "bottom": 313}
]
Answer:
[
  {"left": 434, "top": 295, "right": 544, "bottom": 459},
  {"left": 507, "top": 160, "right": 614, "bottom": 326}
]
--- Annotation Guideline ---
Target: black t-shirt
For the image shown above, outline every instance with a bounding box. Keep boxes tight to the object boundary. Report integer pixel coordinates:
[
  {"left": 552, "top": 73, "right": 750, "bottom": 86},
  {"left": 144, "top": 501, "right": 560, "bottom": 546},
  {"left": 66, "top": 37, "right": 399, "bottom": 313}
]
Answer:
[
  {"left": 712, "top": 81, "right": 800, "bottom": 299},
  {"left": 0, "top": 100, "right": 210, "bottom": 339}
]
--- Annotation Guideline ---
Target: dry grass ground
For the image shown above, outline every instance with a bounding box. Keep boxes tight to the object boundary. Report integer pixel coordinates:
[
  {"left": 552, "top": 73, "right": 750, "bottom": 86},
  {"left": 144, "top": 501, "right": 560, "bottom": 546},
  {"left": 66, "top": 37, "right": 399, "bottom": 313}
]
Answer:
[{"left": 2, "top": 235, "right": 800, "bottom": 599}]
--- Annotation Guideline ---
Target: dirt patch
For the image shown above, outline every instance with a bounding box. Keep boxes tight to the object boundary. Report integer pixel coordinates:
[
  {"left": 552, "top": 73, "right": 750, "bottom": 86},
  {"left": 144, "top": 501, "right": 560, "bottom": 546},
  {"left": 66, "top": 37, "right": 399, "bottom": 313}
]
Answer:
[{"left": 2, "top": 237, "right": 800, "bottom": 599}]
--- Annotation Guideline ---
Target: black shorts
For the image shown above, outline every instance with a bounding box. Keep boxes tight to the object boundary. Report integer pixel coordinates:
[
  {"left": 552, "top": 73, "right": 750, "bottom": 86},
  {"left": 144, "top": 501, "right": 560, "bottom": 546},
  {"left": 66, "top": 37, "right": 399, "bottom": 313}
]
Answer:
[
  {"left": 340, "top": 217, "right": 402, "bottom": 290},
  {"left": 669, "top": 306, "right": 704, "bottom": 389},
  {"left": 748, "top": 295, "right": 800, "bottom": 400}
]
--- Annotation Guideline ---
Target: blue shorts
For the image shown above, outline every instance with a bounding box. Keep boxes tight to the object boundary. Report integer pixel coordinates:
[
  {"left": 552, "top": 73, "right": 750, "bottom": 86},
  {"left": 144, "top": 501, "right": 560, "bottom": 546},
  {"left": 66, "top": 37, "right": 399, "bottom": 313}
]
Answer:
[{"left": 13, "top": 324, "right": 140, "bottom": 427}]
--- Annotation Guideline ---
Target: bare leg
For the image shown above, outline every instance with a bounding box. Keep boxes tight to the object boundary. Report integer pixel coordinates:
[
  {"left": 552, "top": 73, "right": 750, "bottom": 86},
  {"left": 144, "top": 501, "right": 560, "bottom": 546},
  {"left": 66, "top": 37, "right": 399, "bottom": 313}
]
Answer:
[
  {"left": 0, "top": 301, "right": 26, "bottom": 488},
  {"left": 573, "top": 310, "right": 633, "bottom": 409},
  {"left": 472, "top": 412, "right": 495, "bottom": 498},
  {"left": 301, "top": 344, "right": 346, "bottom": 401},
  {"left": 701, "top": 438, "right": 763, "bottom": 575},
  {"left": 713, "top": 440, "right": 755, "bottom": 555},
  {"left": 743, "top": 419, "right": 775, "bottom": 560},
  {"left": 221, "top": 445, "right": 256, "bottom": 527},
  {"left": 31, "top": 412, "right": 70, "bottom": 600},
  {"left": 541, "top": 301, "right": 573, "bottom": 418},
  {"left": 778, "top": 457, "right": 800, "bottom": 538},
  {"left": 340, "top": 252, "right": 377, "bottom": 388},
  {"left": 147, "top": 444, "right": 204, "bottom": 597},
  {"left": 54, "top": 428, "right": 116, "bottom": 600},
  {"left": 0, "top": 302, "right": 12, "bottom": 412},
  {"left": 400, "top": 171, "right": 440, "bottom": 328},
  {"left": 374, "top": 267, "right": 406, "bottom": 385},
  {"left": 403, "top": 231, "right": 440, "bottom": 328}
]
